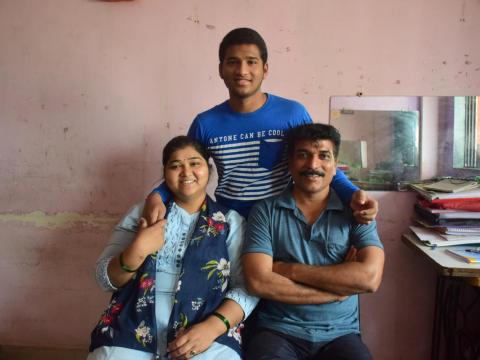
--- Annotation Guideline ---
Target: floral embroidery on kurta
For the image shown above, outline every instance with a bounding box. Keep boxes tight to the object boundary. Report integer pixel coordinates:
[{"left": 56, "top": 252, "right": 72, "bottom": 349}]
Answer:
[
  {"left": 135, "top": 321, "right": 153, "bottom": 347},
  {"left": 201, "top": 258, "right": 231, "bottom": 292},
  {"left": 191, "top": 210, "right": 227, "bottom": 244},
  {"left": 136, "top": 273, "right": 155, "bottom": 312},
  {"left": 95, "top": 300, "right": 123, "bottom": 339}
]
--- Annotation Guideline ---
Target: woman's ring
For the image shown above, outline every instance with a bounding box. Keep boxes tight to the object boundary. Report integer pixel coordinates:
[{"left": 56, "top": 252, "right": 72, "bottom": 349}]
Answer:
[{"left": 190, "top": 349, "right": 197, "bottom": 356}]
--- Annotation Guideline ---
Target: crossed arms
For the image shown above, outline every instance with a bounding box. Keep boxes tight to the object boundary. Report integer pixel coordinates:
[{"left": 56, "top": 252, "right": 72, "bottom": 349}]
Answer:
[{"left": 243, "top": 246, "right": 384, "bottom": 305}]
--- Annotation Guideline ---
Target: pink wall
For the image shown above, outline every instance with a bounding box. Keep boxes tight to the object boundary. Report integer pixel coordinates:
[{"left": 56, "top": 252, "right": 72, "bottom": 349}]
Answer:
[{"left": 1, "top": 0, "right": 479, "bottom": 358}]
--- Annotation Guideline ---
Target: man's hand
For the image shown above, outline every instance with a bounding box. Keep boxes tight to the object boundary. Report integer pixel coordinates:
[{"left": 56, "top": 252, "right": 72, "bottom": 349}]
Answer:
[
  {"left": 142, "top": 192, "right": 166, "bottom": 226},
  {"left": 350, "top": 189, "right": 378, "bottom": 224}
]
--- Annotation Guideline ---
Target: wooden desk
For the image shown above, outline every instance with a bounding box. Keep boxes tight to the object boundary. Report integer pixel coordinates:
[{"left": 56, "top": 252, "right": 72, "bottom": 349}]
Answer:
[
  {"left": 402, "top": 233, "right": 480, "bottom": 277},
  {"left": 402, "top": 233, "right": 480, "bottom": 360}
]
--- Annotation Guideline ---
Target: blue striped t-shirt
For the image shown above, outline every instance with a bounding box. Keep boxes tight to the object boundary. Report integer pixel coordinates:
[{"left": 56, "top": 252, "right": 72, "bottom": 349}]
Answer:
[{"left": 156, "top": 94, "right": 357, "bottom": 218}]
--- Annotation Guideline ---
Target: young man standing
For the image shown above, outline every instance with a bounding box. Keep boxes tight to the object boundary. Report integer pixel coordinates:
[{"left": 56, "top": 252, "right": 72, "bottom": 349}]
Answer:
[
  {"left": 145, "top": 28, "right": 376, "bottom": 227},
  {"left": 243, "top": 123, "right": 385, "bottom": 360}
]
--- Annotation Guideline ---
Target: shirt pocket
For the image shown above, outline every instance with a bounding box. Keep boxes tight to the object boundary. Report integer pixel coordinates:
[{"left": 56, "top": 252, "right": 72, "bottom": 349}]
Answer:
[
  {"left": 258, "top": 139, "right": 285, "bottom": 170},
  {"left": 325, "top": 229, "right": 351, "bottom": 262}
]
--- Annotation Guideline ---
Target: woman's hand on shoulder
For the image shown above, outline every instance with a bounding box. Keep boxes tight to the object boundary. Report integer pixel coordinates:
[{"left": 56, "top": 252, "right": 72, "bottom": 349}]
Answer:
[
  {"left": 167, "top": 321, "right": 219, "bottom": 359},
  {"left": 132, "top": 217, "right": 167, "bottom": 256}
]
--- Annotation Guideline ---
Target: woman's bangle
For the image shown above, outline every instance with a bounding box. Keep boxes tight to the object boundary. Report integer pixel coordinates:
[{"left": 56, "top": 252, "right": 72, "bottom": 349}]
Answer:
[
  {"left": 119, "top": 252, "right": 139, "bottom": 273},
  {"left": 212, "top": 311, "right": 230, "bottom": 332}
]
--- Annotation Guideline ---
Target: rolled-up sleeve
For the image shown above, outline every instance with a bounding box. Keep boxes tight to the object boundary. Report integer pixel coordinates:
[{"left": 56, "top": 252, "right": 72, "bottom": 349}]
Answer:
[
  {"left": 94, "top": 202, "right": 144, "bottom": 292},
  {"left": 224, "top": 210, "right": 259, "bottom": 319}
]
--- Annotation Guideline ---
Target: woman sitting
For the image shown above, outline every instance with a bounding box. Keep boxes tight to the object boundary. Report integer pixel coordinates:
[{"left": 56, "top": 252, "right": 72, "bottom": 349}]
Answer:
[{"left": 88, "top": 136, "right": 257, "bottom": 360}]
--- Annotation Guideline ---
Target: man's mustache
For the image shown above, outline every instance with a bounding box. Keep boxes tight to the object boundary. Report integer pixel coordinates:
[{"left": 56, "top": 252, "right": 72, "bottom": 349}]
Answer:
[{"left": 300, "top": 170, "right": 325, "bottom": 177}]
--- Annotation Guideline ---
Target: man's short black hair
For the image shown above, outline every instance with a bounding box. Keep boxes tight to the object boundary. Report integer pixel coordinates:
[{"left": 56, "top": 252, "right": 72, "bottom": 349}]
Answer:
[
  {"left": 286, "top": 123, "right": 341, "bottom": 159},
  {"left": 219, "top": 28, "right": 268, "bottom": 64}
]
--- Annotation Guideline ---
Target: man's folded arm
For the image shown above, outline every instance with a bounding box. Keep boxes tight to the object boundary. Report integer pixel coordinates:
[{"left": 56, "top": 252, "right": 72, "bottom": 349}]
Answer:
[
  {"left": 272, "top": 246, "right": 385, "bottom": 296},
  {"left": 242, "top": 252, "right": 345, "bottom": 305}
]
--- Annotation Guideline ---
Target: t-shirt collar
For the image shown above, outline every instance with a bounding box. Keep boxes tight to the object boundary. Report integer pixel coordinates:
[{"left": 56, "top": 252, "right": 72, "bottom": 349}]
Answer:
[{"left": 223, "top": 93, "right": 271, "bottom": 115}]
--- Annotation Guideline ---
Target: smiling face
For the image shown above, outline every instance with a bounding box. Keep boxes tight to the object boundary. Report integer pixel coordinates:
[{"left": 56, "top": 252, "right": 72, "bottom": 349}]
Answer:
[
  {"left": 164, "top": 146, "right": 209, "bottom": 207},
  {"left": 219, "top": 43, "right": 268, "bottom": 102},
  {"left": 289, "top": 139, "right": 337, "bottom": 197}
]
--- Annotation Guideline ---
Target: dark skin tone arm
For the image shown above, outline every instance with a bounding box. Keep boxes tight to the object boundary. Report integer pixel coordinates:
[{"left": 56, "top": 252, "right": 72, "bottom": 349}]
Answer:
[
  {"left": 272, "top": 246, "right": 385, "bottom": 296},
  {"left": 243, "top": 252, "right": 346, "bottom": 304}
]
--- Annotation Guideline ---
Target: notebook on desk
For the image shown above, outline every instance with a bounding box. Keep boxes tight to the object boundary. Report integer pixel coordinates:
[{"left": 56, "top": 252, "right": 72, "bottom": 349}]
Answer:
[
  {"left": 446, "top": 248, "right": 480, "bottom": 263},
  {"left": 410, "top": 183, "right": 480, "bottom": 201},
  {"left": 410, "top": 226, "right": 480, "bottom": 247}
]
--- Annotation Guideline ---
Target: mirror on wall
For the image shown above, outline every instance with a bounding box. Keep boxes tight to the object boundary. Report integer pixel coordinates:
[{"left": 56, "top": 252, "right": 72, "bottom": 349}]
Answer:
[
  {"left": 330, "top": 96, "right": 480, "bottom": 191},
  {"left": 330, "top": 96, "right": 420, "bottom": 190}
]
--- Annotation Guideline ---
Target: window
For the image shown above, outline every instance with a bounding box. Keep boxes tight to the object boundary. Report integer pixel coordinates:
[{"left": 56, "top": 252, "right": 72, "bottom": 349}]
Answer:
[{"left": 453, "top": 96, "right": 480, "bottom": 169}]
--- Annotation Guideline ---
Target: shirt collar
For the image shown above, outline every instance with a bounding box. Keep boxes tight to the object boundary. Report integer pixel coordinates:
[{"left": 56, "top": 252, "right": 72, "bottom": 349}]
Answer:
[{"left": 276, "top": 187, "right": 345, "bottom": 212}]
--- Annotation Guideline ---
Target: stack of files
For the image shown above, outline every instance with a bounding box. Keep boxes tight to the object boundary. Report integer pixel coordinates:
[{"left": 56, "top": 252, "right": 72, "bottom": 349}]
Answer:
[
  {"left": 409, "top": 180, "right": 480, "bottom": 246},
  {"left": 413, "top": 217, "right": 480, "bottom": 235},
  {"left": 409, "top": 182, "right": 480, "bottom": 204},
  {"left": 410, "top": 179, "right": 480, "bottom": 221},
  {"left": 410, "top": 226, "right": 480, "bottom": 247},
  {"left": 414, "top": 203, "right": 480, "bottom": 225}
]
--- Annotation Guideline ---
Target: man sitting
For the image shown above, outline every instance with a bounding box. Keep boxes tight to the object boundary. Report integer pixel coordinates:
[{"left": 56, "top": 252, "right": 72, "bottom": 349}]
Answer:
[{"left": 243, "top": 123, "right": 385, "bottom": 360}]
